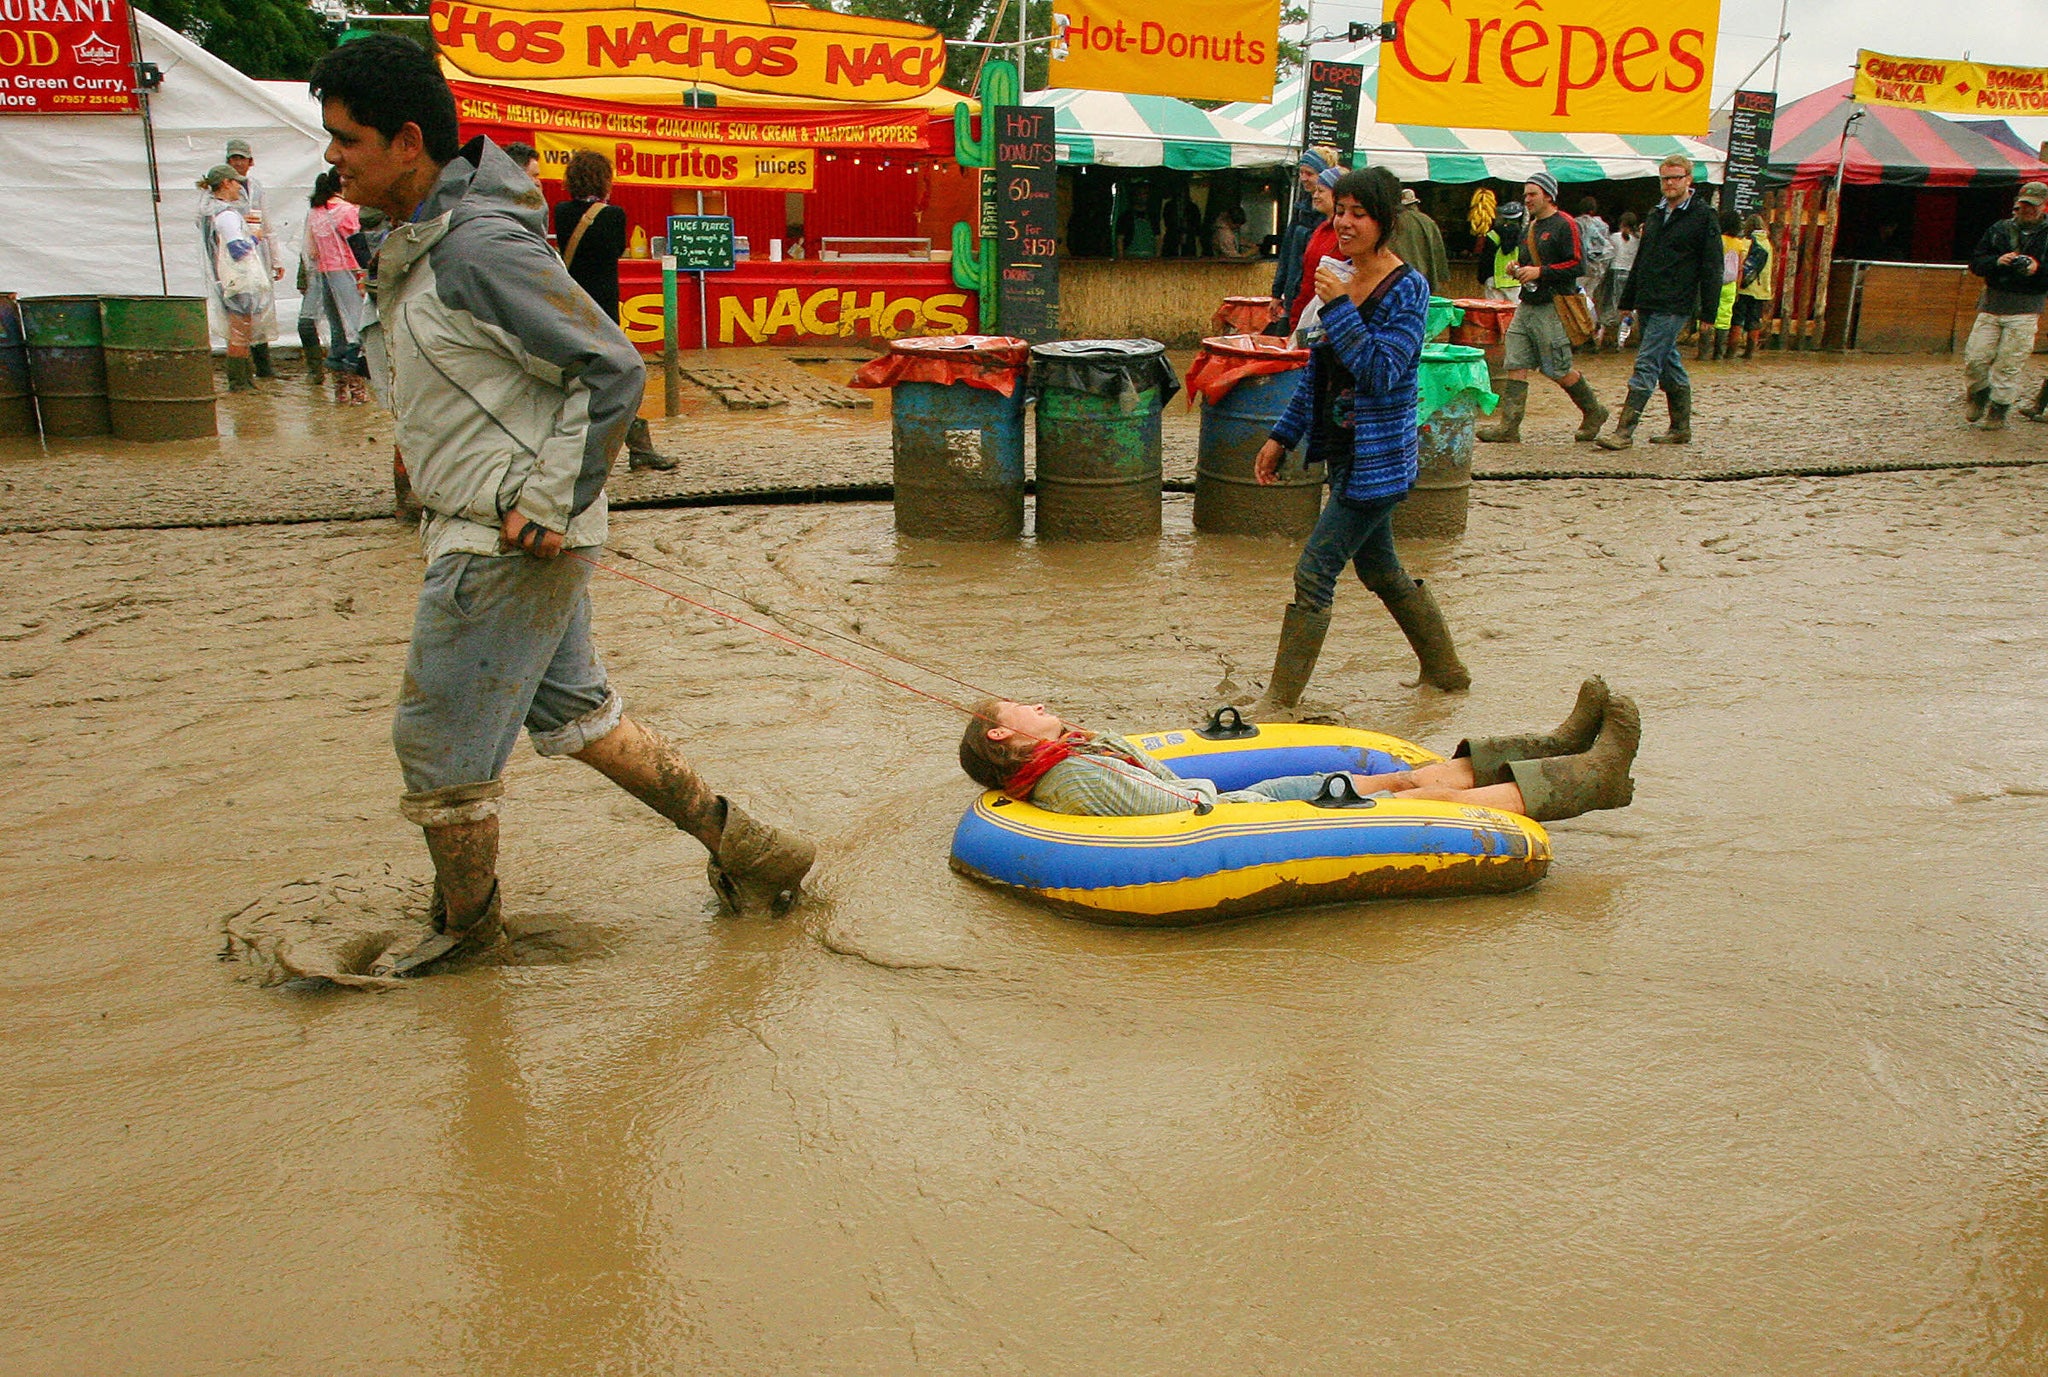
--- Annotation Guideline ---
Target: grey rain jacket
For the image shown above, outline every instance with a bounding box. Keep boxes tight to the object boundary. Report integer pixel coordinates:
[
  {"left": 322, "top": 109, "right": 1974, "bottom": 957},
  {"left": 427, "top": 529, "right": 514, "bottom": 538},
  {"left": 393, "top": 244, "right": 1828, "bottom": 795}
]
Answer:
[{"left": 363, "top": 137, "right": 644, "bottom": 563}]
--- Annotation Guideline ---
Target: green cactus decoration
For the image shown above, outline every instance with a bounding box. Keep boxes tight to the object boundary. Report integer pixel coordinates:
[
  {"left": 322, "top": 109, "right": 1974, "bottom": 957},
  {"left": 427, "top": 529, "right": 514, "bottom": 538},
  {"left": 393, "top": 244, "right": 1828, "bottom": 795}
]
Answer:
[
  {"left": 953, "top": 59, "right": 1020, "bottom": 168},
  {"left": 951, "top": 221, "right": 998, "bottom": 327},
  {"left": 950, "top": 59, "right": 1019, "bottom": 329}
]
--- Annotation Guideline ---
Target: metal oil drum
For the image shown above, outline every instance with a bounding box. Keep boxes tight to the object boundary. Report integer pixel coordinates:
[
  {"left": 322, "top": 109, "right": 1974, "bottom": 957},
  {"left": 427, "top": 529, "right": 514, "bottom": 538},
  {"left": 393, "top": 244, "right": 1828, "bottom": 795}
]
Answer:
[
  {"left": 1190, "top": 337, "right": 1319, "bottom": 538},
  {"left": 100, "top": 295, "right": 218, "bottom": 442},
  {"left": 20, "top": 295, "right": 108, "bottom": 437},
  {"left": 0, "top": 293, "right": 34, "bottom": 436},
  {"left": 1030, "top": 339, "right": 1176, "bottom": 542}
]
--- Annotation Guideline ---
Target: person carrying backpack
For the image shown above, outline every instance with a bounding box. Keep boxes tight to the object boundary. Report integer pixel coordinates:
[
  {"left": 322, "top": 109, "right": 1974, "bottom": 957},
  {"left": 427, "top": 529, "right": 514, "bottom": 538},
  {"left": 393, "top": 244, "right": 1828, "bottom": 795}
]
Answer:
[
  {"left": 1733, "top": 214, "right": 1774, "bottom": 360},
  {"left": 1575, "top": 198, "right": 1615, "bottom": 342}
]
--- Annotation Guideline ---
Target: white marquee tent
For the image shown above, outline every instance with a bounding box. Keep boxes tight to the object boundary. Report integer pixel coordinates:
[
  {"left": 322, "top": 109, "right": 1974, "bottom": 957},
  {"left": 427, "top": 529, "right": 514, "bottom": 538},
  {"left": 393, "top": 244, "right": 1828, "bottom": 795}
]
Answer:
[{"left": 0, "top": 12, "right": 330, "bottom": 339}]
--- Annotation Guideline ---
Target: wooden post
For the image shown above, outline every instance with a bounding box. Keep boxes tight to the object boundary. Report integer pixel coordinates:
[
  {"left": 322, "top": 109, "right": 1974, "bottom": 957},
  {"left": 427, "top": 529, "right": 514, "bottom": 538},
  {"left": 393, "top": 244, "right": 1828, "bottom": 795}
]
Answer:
[
  {"left": 661, "top": 254, "right": 680, "bottom": 414},
  {"left": 1806, "top": 184, "right": 1840, "bottom": 348}
]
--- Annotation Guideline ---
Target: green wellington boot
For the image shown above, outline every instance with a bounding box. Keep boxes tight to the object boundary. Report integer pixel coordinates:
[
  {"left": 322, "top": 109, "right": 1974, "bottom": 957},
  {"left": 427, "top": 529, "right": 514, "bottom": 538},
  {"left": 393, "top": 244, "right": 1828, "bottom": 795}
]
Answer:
[
  {"left": 1455, "top": 676, "right": 1610, "bottom": 785},
  {"left": 249, "top": 342, "right": 276, "bottom": 380},
  {"left": 1246, "top": 602, "right": 1333, "bottom": 721},
  {"left": 225, "top": 356, "right": 256, "bottom": 392},
  {"left": 1477, "top": 377, "right": 1528, "bottom": 443},
  {"left": 1564, "top": 375, "right": 1609, "bottom": 441},
  {"left": 1647, "top": 383, "right": 1692, "bottom": 444},
  {"left": 1377, "top": 579, "right": 1471, "bottom": 691},
  {"left": 1596, "top": 388, "right": 1651, "bottom": 451},
  {"left": 1505, "top": 695, "right": 1641, "bottom": 822}
]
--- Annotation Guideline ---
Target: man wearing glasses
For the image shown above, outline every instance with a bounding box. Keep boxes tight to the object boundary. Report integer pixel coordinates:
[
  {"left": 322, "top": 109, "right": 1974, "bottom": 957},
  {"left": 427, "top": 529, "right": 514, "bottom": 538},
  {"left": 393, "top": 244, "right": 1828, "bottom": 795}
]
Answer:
[
  {"left": 1478, "top": 171, "right": 1607, "bottom": 444},
  {"left": 1596, "top": 156, "right": 1724, "bottom": 450},
  {"left": 1963, "top": 181, "right": 2048, "bottom": 431}
]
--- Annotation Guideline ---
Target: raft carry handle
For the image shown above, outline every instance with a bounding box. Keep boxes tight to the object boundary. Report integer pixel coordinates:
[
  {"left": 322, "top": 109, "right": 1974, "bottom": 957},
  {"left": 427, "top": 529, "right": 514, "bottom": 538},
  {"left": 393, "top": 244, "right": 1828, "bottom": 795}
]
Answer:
[
  {"left": 1196, "top": 706, "right": 1260, "bottom": 740},
  {"left": 1310, "top": 774, "right": 1378, "bottom": 809}
]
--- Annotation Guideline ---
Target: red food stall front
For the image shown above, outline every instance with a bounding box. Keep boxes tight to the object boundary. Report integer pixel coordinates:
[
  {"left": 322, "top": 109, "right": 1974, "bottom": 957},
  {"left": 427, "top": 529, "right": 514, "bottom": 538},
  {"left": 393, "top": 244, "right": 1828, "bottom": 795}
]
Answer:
[{"left": 453, "top": 80, "right": 980, "bottom": 351}]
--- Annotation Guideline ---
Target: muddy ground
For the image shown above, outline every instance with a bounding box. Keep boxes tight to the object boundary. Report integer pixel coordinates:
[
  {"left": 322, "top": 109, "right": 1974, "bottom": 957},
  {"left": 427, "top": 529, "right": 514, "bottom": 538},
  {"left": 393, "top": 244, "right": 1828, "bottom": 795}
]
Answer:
[{"left": 2, "top": 354, "right": 2048, "bottom": 1373}]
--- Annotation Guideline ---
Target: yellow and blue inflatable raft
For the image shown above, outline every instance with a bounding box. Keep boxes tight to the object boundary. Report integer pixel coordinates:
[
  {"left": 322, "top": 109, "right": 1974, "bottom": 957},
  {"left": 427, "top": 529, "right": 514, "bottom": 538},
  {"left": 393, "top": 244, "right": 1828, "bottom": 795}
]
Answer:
[{"left": 949, "top": 722, "right": 1551, "bottom": 926}]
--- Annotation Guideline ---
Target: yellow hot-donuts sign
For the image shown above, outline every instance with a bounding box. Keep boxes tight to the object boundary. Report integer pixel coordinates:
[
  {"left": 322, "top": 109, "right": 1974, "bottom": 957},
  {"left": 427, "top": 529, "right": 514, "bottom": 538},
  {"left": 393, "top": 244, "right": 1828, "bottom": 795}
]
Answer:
[
  {"left": 1378, "top": 0, "right": 1720, "bottom": 135},
  {"left": 1047, "top": 0, "right": 1280, "bottom": 104},
  {"left": 430, "top": 0, "right": 946, "bottom": 103},
  {"left": 537, "top": 131, "right": 814, "bottom": 189}
]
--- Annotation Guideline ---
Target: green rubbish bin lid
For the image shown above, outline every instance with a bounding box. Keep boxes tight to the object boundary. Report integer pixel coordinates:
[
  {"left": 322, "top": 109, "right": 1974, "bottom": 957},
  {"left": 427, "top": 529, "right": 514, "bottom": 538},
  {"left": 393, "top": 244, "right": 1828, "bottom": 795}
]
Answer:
[
  {"left": 1416, "top": 343, "right": 1496, "bottom": 424},
  {"left": 1421, "top": 343, "right": 1486, "bottom": 362}
]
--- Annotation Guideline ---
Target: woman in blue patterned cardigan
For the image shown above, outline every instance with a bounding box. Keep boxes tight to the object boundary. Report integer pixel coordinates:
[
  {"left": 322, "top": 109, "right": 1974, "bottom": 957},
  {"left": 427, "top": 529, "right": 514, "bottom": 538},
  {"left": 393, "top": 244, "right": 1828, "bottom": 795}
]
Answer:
[{"left": 1245, "top": 166, "right": 1471, "bottom": 718}]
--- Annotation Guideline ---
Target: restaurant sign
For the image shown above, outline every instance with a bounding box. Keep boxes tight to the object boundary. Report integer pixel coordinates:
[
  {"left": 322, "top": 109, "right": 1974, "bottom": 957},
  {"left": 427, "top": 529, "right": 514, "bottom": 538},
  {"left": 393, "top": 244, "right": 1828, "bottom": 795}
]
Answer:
[
  {"left": 431, "top": 0, "right": 946, "bottom": 104},
  {"left": 1378, "top": 0, "right": 1720, "bottom": 135},
  {"left": 1047, "top": 0, "right": 1279, "bottom": 104},
  {"left": 0, "top": 0, "right": 138, "bottom": 115},
  {"left": 538, "top": 131, "right": 814, "bottom": 189},
  {"left": 622, "top": 281, "right": 974, "bottom": 346},
  {"left": 1853, "top": 50, "right": 2048, "bottom": 117}
]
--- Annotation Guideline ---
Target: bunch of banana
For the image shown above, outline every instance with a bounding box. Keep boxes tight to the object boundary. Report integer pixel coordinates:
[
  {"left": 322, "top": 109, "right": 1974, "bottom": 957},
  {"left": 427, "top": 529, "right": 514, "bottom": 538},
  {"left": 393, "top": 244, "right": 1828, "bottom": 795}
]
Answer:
[{"left": 1467, "top": 187, "right": 1497, "bottom": 238}]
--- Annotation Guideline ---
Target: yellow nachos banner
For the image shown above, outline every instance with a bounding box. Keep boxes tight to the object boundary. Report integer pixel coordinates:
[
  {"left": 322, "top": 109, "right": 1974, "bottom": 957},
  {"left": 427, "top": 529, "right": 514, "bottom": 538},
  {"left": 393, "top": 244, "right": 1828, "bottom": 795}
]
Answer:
[
  {"left": 430, "top": 0, "right": 946, "bottom": 104},
  {"left": 1047, "top": 0, "right": 1280, "bottom": 104},
  {"left": 1854, "top": 50, "right": 2048, "bottom": 117},
  {"left": 1378, "top": 0, "right": 1720, "bottom": 135},
  {"left": 537, "top": 131, "right": 814, "bottom": 188}
]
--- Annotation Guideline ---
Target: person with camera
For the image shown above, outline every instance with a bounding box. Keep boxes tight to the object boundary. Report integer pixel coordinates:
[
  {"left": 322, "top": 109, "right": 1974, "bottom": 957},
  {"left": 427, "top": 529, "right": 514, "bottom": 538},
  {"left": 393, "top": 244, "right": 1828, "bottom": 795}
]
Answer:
[{"left": 1962, "top": 181, "right": 2048, "bottom": 432}]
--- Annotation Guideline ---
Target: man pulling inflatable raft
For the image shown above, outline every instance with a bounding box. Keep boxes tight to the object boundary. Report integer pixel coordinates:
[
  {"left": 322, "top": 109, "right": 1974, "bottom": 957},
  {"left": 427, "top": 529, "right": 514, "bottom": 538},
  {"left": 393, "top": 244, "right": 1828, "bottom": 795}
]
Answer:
[{"left": 951, "top": 679, "right": 1637, "bottom": 926}]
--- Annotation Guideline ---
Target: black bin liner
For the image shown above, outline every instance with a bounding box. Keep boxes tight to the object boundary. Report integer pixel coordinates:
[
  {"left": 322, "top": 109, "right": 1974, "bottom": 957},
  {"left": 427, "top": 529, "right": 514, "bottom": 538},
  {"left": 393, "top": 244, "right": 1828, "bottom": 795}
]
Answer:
[{"left": 1029, "top": 339, "right": 1181, "bottom": 407}]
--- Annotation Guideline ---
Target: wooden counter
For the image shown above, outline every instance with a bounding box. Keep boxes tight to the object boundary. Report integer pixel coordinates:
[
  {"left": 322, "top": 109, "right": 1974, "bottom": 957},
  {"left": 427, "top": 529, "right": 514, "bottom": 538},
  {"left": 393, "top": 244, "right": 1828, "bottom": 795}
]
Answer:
[{"left": 1828, "top": 260, "right": 2048, "bottom": 353}]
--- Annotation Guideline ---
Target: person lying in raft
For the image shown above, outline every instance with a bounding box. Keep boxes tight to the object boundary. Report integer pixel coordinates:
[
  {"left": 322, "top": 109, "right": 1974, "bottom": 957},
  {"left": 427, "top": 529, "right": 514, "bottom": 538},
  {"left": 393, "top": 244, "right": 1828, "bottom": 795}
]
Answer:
[{"left": 958, "top": 678, "right": 1637, "bottom": 824}]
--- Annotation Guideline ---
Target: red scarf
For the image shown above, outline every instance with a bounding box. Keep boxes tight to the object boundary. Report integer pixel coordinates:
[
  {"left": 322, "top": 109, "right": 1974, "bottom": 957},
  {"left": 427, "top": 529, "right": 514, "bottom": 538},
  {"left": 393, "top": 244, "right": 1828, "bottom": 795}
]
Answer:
[{"left": 1003, "top": 732, "right": 1141, "bottom": 798}]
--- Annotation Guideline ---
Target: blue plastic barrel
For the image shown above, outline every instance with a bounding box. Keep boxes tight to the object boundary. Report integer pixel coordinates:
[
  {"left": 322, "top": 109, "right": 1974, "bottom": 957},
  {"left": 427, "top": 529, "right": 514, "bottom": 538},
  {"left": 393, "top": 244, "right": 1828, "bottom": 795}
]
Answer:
[
  {"left": 892, "top": 378, "right": 1027, "bottom": 540},
  {"left": 1191, "top": 335, "right": 1317, "bottom": 537}
]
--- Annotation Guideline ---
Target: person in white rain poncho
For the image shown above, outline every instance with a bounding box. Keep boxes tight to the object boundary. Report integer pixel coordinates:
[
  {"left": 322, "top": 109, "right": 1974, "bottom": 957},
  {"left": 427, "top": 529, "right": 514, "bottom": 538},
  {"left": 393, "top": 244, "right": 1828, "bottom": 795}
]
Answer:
[{"left": 196, "top": 165, "right": 277, "bottom": 392}]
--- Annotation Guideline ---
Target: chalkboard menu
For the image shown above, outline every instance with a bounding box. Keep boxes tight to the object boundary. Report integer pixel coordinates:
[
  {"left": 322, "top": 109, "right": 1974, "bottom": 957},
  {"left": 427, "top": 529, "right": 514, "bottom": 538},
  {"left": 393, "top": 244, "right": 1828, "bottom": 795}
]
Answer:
[
  {"left": 1303, "top": 62, "right": 1364, "bottom": 167},
  {"left": 664, "top": 215, "right": 736, "bottom": 272},
  {"left": 1725, "top": 90, "right": 1778, "bottom": 220},
  {"left": 991, "top": 105, "right": 1059, "bottom": 342}
]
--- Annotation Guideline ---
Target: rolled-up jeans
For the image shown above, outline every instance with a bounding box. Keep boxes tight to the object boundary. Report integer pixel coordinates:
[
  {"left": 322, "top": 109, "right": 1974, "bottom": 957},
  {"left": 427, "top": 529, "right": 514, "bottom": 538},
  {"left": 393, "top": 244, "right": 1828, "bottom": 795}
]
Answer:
[
  {"left": 1626, "top": 310, "right": 1693, "bottom": 398},
  {"left": 392, "top": 550, "right": 623, "bottom": 798},
  {"left": 1291, "top": 488, "right": 1409, "bottom": 610}
]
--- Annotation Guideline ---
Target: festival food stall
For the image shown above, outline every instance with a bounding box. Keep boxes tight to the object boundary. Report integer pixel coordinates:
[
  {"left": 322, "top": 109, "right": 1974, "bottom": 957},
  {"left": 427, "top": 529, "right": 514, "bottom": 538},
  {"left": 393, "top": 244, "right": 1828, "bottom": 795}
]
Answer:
[
  {"left": 432, "top": 0, "right": 979, "bottom": 350},
  {"left": 1758, "top": 81, "right": 2048, "bottom": 354}
]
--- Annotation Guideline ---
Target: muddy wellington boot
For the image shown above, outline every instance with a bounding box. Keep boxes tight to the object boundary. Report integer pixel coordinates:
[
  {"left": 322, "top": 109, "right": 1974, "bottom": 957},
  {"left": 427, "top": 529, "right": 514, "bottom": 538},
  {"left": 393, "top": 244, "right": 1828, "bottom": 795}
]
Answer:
[
  {"left": 1246, "top": 602, "right": 1333, "bottom": 721},
  {"left": 1376, "top": 579, "right": 1471, "bottom": 691},
  {"left": 1505, "top": 694, "right": 1641, "bottom": 823},
  {"left": 1964, "top": 387, "right": 1991, "bottom": 423},
  {"left": 1455, "top": 676, "right": 1610, "bottom": 785},
  {"left": 374, "top": 801, "right": 507, "bottom": 978},
  {"left": 249, "top": 342, "right": 275, "bottom": 380},
  {"left": 1564, "top": 376, "right": 1609, "bottom": 441},
  {"left": 1477, "top": 377, "right": 1528, "bottom": 443},
  {"left": 625, "top": 417, "right": 679, "bottom": 471},
  {"left": 2019, "top": 380, "right": 2048, "bottom": 422},
  {"left": 297, "top": 325, "right": 326, "bottom": 386},
  {"left": 1648, "top": 384, "right": 1692, "bottom": 445},
  {"left": 1980, "top": 402, "right": 2011, "bottom": 432},
  {"left": 225, "top": 355, "right": 255, "bottom": 392},
  {"left": 708, "top": 798, "right": 816, "bottom": 915},
  {"left": 1596, "top": 388, "right": 1651, "bottom": 451}
]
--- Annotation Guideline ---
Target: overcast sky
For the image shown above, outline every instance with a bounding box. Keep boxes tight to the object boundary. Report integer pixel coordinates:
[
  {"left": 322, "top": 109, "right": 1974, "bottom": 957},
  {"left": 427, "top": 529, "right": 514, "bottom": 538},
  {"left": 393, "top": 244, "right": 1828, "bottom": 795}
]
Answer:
[{"left": 1314, "top": 0, "right": 2048, "bottom": 148}]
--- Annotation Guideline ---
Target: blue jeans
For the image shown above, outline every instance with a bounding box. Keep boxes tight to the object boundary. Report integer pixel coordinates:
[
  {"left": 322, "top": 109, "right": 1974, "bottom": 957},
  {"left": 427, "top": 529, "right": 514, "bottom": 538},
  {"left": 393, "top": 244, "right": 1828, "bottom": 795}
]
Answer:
[
  {"left": 1292, "top": 491, "right": 1409, "bottom": 611},
  {"left": 392, "top": 551, "right": 622, "bottom": 795},
  {"left": 1627, "top": 311, "right": 1693, "bottom": 398}
]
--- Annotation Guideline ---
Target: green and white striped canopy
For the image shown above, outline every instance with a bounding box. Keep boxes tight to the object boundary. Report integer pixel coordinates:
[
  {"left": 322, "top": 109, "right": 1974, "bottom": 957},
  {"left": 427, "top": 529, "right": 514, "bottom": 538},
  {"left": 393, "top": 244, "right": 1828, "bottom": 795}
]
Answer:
[
  {"left": 1024, "top": 89, "right": 1297, "bottom": 169},
  {"left": 1214, "top": 41, "right": 1724, "bottom": 183}
]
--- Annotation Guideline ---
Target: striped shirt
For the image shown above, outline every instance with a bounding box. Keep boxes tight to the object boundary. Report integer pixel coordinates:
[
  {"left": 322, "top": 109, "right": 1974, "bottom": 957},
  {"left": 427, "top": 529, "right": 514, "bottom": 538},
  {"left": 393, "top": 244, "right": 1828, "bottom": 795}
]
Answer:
[
  {"left": 1269, "top": 265, "right": 1427, "bottom": 504},
  {"left": 1028, "top": 735, "right": 1225, "bottom": 817}
]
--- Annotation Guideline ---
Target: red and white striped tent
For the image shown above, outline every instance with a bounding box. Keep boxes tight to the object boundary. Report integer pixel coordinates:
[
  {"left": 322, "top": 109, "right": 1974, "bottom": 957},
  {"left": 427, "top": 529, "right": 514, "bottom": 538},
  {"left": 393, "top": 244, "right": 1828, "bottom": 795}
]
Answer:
[{"left": 1764, "top": 81, "right": 2048, "bottom": 190}]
